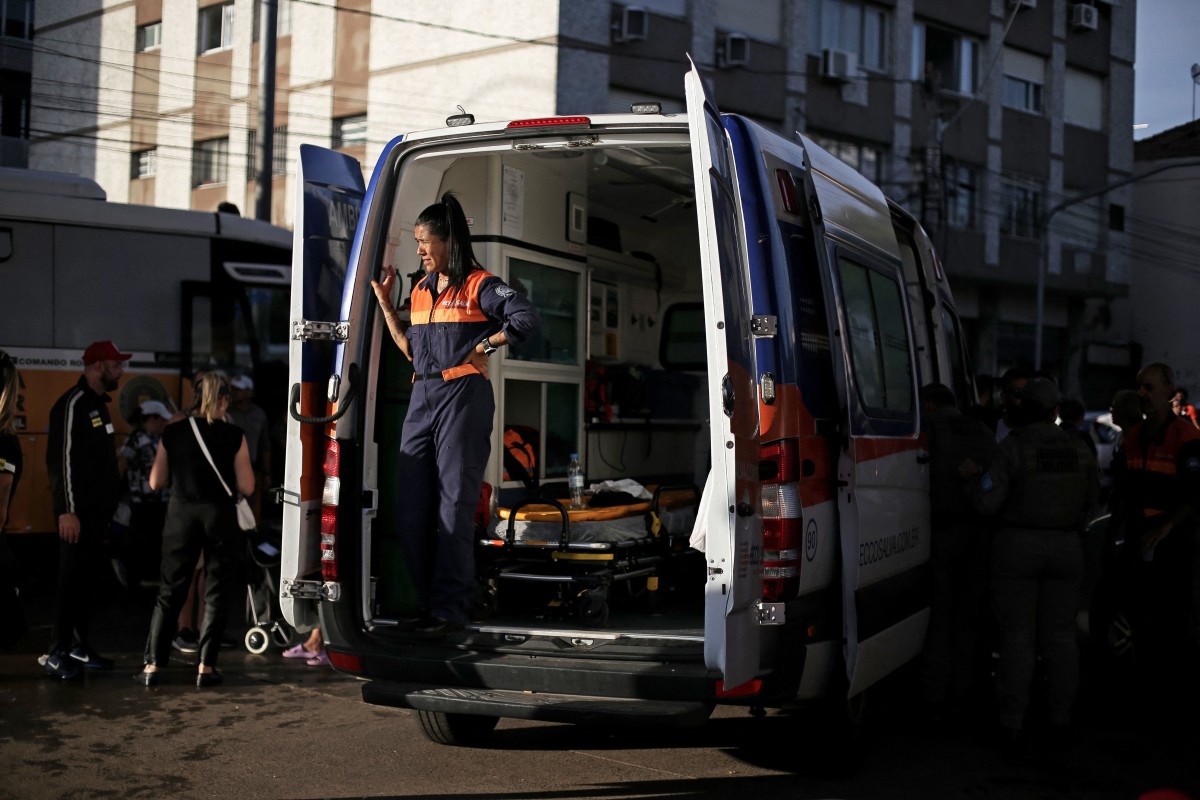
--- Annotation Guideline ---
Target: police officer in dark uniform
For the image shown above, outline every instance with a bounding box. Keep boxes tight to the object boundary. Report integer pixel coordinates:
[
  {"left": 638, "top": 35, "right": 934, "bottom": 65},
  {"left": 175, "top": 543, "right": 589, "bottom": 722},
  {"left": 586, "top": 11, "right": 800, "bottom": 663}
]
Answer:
[
  {"left": 919, "top": 382, "right": 997, "bottom": 720},
  {"left": 963, "top": 377, "right": 1098, "bottom": 748},
  {"left": 43, "top": 340, "right": 131, "bottom": 679}
]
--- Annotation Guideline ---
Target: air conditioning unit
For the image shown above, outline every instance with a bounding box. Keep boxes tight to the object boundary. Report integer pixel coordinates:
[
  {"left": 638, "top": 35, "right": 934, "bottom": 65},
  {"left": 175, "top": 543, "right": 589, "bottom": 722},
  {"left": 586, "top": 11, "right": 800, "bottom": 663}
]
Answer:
[
  {"left": 820, "top": 48, "right": 858, "bottom": 82},
  {"left": 612, "top": 6, "right": 648, "bottom": 44},
  {"left": 1071, "top": 3, "right": 1099, "bottom": 30},
  {"left": 717, "top": 33, "right": 750, "bottom": 68}
]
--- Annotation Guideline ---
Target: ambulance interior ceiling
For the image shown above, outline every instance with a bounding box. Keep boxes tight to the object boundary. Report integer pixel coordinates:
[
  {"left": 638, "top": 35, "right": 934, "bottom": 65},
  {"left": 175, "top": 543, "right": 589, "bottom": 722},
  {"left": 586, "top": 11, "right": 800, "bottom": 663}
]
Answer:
[{"left": 392, "top": 142, "right": 701, "bottom": 279}]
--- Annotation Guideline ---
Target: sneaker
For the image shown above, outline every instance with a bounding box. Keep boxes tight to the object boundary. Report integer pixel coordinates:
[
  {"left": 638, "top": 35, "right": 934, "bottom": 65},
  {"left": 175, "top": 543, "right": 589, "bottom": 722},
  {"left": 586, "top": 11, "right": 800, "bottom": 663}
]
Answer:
[
  {"left": 44, "top": 651, "right": 82, "bottom": 680},
  {"left": 172, "top": 630, "right": 200, "bottom": 654},
  {"left": 68, "top": 645, "right": 114, "bottom": 670}
]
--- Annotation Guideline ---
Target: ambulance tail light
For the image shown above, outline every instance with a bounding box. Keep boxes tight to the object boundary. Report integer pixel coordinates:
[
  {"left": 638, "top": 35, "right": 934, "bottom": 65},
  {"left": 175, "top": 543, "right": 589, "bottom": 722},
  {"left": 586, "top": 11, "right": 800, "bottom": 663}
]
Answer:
[
  {"left": 506, "top": 116, "right": 592, "bottom": 129},
  {"left": 761, "top": 438, "right": 802, "bottom": 601},
  {"left": 760, "top": 439, "right": 799, "bottom": 484},
  {"left": 320, "top": 438, "right": 341, "bottom": 581}
]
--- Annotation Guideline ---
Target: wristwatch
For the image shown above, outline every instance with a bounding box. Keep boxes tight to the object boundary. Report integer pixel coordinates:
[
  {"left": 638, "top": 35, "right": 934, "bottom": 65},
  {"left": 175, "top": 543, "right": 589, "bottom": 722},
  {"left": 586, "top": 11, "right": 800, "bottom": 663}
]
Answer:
[{"left": 479, "top": 336, "right": 498, "bottom": 356}]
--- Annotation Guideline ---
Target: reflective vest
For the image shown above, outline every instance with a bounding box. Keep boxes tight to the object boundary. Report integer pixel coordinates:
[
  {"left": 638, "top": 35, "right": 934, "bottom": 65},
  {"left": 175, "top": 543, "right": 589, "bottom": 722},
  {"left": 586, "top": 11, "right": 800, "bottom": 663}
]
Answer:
[{"left": 1122, "top": 416, "right": 1200, "bottom": 519}]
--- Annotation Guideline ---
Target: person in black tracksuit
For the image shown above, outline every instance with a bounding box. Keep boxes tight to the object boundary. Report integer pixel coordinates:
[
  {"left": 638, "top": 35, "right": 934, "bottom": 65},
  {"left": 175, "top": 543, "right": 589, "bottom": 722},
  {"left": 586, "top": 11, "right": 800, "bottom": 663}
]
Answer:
[
  {"left": 43, "top": 340, "right": 131, "bottom": 679},
  {"left": 136, "top": 372, "right": 254, "bottom": 687}
]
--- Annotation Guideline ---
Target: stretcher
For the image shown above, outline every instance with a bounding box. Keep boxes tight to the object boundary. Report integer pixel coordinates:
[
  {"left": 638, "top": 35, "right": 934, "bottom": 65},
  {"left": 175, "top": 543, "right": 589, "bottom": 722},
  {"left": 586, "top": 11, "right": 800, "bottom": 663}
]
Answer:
[{"left": 476, "top": 485, "right": 700, "bottom": 626}]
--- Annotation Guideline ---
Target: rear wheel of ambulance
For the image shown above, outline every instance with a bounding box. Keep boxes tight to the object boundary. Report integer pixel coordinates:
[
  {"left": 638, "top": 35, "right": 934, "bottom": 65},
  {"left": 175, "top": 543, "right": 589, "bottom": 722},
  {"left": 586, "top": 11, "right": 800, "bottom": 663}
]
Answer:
[{"left": 416, "top": 710, "right": 499, "bottom": 746}]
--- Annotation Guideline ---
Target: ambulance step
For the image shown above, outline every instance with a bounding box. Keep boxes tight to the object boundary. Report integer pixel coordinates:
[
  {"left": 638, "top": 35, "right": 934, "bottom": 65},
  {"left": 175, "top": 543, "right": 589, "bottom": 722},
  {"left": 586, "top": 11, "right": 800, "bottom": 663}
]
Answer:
[{"left": 362, "top": 682, "right": 714, "bottom": 727}]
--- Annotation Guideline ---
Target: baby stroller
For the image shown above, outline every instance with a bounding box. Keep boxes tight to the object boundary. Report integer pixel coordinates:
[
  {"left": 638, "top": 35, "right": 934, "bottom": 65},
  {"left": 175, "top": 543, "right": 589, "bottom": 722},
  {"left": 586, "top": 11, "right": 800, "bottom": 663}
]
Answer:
[{"left": 243, "top": 524, "right": 296, "bottom": 654}]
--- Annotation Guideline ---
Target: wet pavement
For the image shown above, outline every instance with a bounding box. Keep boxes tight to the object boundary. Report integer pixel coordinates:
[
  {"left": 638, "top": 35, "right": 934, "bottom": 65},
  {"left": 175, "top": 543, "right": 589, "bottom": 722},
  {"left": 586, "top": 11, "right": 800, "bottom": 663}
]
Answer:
[{"left": 2, "top": 534, "right": 1199, "bottom": 800}]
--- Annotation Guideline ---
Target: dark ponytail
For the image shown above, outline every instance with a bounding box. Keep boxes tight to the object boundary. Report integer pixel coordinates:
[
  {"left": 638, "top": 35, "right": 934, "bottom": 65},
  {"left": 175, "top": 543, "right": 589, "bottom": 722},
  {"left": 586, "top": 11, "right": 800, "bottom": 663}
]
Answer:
[{"left": 416, "top": 192, "right": 479, "bottom": 295}]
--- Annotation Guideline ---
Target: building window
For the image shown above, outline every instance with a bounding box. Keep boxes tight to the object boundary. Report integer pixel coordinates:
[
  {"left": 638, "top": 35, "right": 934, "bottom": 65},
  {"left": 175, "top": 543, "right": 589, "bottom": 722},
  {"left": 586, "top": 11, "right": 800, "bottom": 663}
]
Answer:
[
  {"left": 1003, "top": 47, "right": 1045, "bottom": 114},
  {"left": 0, "top": 94, "right": 29, "bottom": 139},
  {"left": 246, "top": 127, "right": 288, "bottom": 176},
  {"left": 193, "top": 138, "right": 229, "bottom": 186},
  {"left": 198, "top": 3, "right": 234, "bottom": 54},
  {"left": 912, "top": 22, "right": 978, "bottom": 95},
  {"left": 1, "top": 0, "right": 32, "bottom": 40},
  {"left": 136, "top": 21, "right": 162, "bottom": 52},
  {"left": 1109, "top": 203, "right": 1125, "bottom": 232},
  {"left": 808, "top": 132, "right": 886, "bottom": 184},
  {"left": 807, "top": 0, "right": 889, "bottom": 72},
  {"left": 714, "top": 0, "right": 781, "bottom": 45},
  {"left": 944, "top": 160, "right": 978, "bottom": 230},
  {"left": 1064, "top": 68, "right": 1103, "bottom": 130},
  {"left": 252, "top": 0, "right": 292, "bottom": 40},
  {"left": 332, "top": 115, "right": 367, "bottom": 149},
  {"left": 1000, "top": 179, "right": 1042, "bottom": 238},
  {"left": 131, "top": 149, "right": 158, "bottom": 179}
]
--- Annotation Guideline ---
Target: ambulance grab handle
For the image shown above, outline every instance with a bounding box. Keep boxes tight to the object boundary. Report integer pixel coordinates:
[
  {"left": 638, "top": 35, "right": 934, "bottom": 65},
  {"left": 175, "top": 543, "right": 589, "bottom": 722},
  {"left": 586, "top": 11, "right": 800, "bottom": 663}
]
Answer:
[{"left": 288, "top": 363, "right": 358, "bottom": 424}]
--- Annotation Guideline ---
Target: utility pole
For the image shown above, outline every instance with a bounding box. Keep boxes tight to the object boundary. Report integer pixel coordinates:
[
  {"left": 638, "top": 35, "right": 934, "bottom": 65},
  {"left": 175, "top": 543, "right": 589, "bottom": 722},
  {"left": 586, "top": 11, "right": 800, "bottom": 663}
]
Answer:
[
  {"left": 254, "top": 0, "right": 278, "bottom": 222},
  {"left": 1034, "top": 158, "right": 1200, "bottom": 369}
]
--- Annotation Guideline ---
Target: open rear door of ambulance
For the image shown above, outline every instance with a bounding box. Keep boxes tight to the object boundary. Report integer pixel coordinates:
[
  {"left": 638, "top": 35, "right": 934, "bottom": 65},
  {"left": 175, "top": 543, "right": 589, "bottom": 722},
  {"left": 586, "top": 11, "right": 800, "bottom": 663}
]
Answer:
[
  {"left": 280, "top": 145, "right": 365, "bottom": 630},
  {"left": 790, "top": 135, "right": 930, "bottom": 697},
  {"left": 685, "top": 59, "right": 763, "bottom": 691}
]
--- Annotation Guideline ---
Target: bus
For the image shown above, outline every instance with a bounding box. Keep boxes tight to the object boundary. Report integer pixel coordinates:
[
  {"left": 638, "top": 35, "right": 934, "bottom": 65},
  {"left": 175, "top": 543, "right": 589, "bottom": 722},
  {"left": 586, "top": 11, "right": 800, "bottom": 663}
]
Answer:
[{"left": 0, "top": 167, "right": 292, "bottom": 536}]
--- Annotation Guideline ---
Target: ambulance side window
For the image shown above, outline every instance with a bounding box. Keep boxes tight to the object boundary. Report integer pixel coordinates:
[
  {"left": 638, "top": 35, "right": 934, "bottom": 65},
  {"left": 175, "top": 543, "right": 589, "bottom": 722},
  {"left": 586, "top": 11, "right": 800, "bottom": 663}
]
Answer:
[
  {"left": 940, "top": 301, "right": 972, "bottom": 412},
  {"left": 837, "top": 256, "right": 913, "bottom": 419}
]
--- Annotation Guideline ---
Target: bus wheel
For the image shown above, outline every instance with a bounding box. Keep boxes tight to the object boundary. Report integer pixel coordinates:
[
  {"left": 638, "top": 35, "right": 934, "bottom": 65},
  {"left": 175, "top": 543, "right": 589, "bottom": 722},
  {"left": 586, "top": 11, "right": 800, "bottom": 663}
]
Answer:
[{"left": 416, "top": 710, "right": 499, "bottom": 747}]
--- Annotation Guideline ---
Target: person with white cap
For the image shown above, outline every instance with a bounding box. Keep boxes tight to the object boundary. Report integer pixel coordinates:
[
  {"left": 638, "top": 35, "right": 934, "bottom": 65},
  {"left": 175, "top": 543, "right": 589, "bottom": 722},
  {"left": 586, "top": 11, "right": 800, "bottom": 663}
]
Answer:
[
  {"left": 43, "top": 339, "right": 131, "bottom": 679},
  {"left": 117, "top": 399, "right": 177, "bottom": 587}
]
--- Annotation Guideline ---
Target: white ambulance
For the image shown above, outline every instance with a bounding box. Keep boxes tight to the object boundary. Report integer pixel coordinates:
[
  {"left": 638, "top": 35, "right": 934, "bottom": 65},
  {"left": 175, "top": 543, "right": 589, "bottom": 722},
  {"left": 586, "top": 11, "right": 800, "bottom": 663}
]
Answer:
[{"left": 280, "top": 61, "right": 973, "bottom": 745}]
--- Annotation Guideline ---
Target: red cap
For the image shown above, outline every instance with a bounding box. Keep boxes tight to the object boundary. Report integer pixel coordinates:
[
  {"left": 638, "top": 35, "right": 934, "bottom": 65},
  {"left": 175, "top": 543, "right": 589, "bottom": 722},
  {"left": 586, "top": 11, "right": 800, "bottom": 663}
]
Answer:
[{"left": 82, "top": 340, "right": 132, "bottom": 366}]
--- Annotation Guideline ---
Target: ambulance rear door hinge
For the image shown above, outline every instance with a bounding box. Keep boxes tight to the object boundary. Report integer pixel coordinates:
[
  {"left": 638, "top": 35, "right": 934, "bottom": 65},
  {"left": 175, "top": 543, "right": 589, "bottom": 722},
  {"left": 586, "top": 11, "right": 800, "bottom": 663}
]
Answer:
[
  {"left": 282, "top": 578, "right": 341, "bottom": 603},
  {"left": 292, "top": 319, "right": 350, "bottom": 342},
  {"left": 756, "top": 602, "right": 786, "bottom": 625},
  {"left": 751, "top": 315, "right": 778, "bottom": 338}
]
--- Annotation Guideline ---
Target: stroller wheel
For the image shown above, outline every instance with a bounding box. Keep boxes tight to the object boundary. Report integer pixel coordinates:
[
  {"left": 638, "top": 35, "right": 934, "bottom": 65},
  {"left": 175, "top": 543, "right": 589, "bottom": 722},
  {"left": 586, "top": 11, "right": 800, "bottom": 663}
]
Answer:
[
  {"left": 270, "top": 623, "right": 295, "bottom": 649},
  {"left": 244, "top": 626, "right": 270, "bottom": 655}
]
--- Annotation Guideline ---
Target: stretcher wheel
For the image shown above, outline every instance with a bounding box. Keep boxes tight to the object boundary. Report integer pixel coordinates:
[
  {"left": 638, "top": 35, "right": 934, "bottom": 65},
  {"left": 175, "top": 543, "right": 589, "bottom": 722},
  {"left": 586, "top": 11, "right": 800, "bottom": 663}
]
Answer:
[
  {"left": 576, "top": 588, "right": 609, "bottom": 627},
  {"left": 244, "top": 626, "right": 270, "bottom": 655},
  {"left": 416, "top": 710, "right": 499, "bottom": 746}
]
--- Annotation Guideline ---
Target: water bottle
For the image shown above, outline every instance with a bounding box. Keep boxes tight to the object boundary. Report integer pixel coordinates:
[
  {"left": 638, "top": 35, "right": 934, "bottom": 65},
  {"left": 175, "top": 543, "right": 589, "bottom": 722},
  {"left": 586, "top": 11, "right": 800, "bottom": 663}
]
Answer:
[{"left": 567, "top": 453, "right": 585, "bottom": 510}]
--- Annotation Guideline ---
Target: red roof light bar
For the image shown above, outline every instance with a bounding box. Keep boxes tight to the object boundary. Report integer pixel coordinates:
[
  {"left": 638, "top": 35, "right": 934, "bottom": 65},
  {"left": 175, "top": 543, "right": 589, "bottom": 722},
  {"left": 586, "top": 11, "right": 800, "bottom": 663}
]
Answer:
[{"left": 506, "top": 116, "right": 592, "bottom": 129}]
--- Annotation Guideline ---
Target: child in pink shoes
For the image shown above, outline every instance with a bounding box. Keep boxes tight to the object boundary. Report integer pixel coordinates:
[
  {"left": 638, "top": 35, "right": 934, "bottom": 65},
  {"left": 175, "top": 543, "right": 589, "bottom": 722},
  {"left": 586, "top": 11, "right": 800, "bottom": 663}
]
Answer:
[{"left": 282, "top": 627, "right": 329, "bottom": 666}]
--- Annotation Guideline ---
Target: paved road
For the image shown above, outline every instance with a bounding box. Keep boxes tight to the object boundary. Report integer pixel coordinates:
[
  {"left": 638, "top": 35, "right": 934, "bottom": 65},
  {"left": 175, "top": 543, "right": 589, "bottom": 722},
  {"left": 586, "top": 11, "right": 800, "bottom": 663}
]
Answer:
[{"left": 1, "top": 547, "right": 1197, "bottom": 799}]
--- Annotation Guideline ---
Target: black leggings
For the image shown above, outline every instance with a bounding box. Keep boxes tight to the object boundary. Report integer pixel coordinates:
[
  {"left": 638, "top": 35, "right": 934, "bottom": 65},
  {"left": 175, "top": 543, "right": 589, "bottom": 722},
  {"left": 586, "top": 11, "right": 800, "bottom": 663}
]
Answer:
[{"left": 143, "top": 500, "right": 244, "bottom": 668}]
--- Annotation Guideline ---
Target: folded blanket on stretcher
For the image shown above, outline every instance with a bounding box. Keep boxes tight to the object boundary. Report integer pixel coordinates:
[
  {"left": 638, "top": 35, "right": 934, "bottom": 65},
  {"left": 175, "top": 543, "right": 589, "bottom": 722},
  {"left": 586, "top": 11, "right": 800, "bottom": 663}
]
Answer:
[{"left": 494, "top": 506, "right": 698, "bottom": 544}]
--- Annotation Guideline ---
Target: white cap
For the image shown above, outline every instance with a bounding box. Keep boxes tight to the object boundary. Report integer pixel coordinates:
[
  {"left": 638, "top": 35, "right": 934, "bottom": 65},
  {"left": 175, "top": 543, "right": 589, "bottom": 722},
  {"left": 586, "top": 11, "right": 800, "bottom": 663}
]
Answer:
[
  {"left": 231, "top": 375, "right": 254, "bottom": 390},
  {"left": 139, "top": 399, "right": 174, "bottom": 420}
]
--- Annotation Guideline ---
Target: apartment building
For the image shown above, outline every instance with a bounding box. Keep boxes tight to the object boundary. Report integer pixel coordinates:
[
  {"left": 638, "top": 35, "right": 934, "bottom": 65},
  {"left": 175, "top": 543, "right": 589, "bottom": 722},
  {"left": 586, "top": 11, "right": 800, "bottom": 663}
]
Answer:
[
  {"left": 1129, "top": 120, "right": 1200, "bottom": 390},
  {"left": 26, "top": 0, "right": 1136, "bottom": 399}
]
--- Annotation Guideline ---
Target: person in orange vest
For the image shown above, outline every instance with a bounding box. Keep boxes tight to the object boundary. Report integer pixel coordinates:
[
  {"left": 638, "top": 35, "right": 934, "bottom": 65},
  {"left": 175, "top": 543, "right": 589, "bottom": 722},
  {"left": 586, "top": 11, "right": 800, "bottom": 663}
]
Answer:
[
  {"left": 1116, "top": 362, "right": 1200, "bottom": 735},
  {"left": 372, "top": 193, "right": 539, "bottom": 638},
  {"left": 1169, "top": 388, "right": 1199, "bottom": 429}
]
